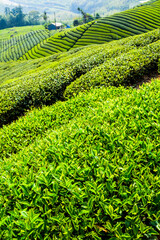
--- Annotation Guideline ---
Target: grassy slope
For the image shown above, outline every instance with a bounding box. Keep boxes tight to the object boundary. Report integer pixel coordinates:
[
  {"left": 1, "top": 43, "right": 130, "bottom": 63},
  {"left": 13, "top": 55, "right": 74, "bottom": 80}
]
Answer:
[
  {"left": 0, "top": 79, "right": 160, "bottom": 239},
  {"left": 0, "top": 26, "right": 43, "bottom": 59},
  {"left": 0, "top": 28, "right": 160, "bottom": 127},
  {"left": 20, "top": 0, "right": 160, "bottom": 60},
  {"left": 0, "top": 28, "right": 54, "bottom": 62},
  {"left": 0, "top": 26, "right": 44, "bottom": 40}
]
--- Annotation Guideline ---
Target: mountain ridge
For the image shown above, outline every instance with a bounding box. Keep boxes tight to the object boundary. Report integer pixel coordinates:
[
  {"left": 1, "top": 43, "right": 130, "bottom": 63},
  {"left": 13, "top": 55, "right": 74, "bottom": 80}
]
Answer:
[{"left": 0, "top": 0, "right": 142, "bottom": 17}]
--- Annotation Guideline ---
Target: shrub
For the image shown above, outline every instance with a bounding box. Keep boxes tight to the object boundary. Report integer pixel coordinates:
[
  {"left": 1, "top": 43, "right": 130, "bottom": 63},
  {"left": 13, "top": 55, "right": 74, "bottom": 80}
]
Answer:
[
  {"left": 1, "top": 29, "right": 160, "bottom": 127},
  {"left": 64, "top": 40, "right": 160, "bottom": 98},
  {"left": 0, "top": 80, "right": 160, "bottom": 239}
]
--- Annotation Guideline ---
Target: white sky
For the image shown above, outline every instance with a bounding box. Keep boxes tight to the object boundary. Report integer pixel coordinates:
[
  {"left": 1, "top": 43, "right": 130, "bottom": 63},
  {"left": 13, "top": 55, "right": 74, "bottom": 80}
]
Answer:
[{"left": 0, "top": 0, "right": 18, "bottom": 6}]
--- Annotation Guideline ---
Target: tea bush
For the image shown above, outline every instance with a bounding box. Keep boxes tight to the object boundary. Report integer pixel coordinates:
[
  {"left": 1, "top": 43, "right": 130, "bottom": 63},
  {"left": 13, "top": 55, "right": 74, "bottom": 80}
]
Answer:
[
  {"left": 64, "top": 40, "right": 160, "bottom": 98},
  {"left": 1, "top": 29, "right": 160, "bottom": 127},
  {"left": 0, "top": 80, "right": 160, "bottom": 239}
]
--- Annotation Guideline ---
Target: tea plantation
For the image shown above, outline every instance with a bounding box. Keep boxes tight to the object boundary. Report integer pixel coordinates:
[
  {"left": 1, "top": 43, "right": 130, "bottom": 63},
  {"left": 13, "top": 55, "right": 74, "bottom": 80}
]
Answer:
[
  {"left": 19, "top": 0, "right": 160, "bottom": 60},
  {"left": 0, "top": 78, "right": 160, "bottom": 239},
  {"left": 0, "top": 0, "right": 160, "bottom": 239},
  {"left": 0, "top": 29, "right": 53, "bottom": 62},
  {"left": 0, "top": 29, "right": 160, "bottom": 126}
]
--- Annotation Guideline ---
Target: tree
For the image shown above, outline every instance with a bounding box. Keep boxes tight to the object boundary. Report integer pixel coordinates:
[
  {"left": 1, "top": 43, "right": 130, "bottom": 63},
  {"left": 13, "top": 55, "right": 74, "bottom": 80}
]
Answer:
[
  {"left": 9, "top": 6, "right": 25, "bottom": 26},
  {"left": 15, "top": 6, "right": 25, "bottom": 26},
  {"left": 0, "top": 18, "right": 7, "bottom": 29},
  {"left": 4, "top": 7, "right": 10, "bottom": 16},
  {"left": 27, "top": 11, "right": 40, "bottom": 25},
  {"left": 87, "top": 14, "right": 94, "bottom": 21},
  {"left": 95, "top": 13, "right": 101, "bottom": 19},
  {"left": 43, "top": 11, "right": 47, "bottom": 23},
  {"left": 0, "top": 5, "right": 41, "bottom": 29},
  {"left": 73, "top": 19, "right": 79, "bottom": 26},
  {"left": 8, "top": 13, "right": 16, "bottom": 27},
  {"left": 77, "top": 7, "right": 87, "bottom": 23},
  {"left": 77, "top": 7, "right": 94, "bottom": 23}
]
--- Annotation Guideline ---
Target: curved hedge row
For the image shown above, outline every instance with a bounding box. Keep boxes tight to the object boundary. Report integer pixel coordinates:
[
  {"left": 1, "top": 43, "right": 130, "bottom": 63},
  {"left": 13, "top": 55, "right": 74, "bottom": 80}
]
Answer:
[
  {"left": 0, "top": 79, "right": 160, "bottom": 239},
  {"left": 21, "top": 0, "right": 160, "bottom": 59},
  {"left": 158, "top": 59, "right": 160, "bottom": 74},
  {"left": 0, "top": 30, "right": 51, "bottom": 62},
  {"left": 20, "top": 22, "right": 95, "bottom": 60},
  {"left": 64, "top": 40, "right": 160, "bottom": 98},
  {"left": 0, "top": 29, "right": 160, "bottom": 127}
]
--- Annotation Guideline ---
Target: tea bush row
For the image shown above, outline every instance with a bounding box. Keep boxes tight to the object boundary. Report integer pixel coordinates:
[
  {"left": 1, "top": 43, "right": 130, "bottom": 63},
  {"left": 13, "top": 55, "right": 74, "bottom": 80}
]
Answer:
[
  {"left": 158, "top": 59, "right": 160, "bottom": 73},
  {"left": 21, "top": 0, "right": 160, "bottom": 59},
  {"left": 0, "top": 30, "right": 51, "bottom": 62},
  {"left": 0, "top": 87, "right": 131, "bottom": 158},
  {"left": 20, "top": 22, "right": 94, "bottom": 60},
  {"left": 1, "top": 29, "right": 160, "bottom": 127},
  {"left": 64, "top": 40, "right": 160, "bottom": 98},
  {"left": 0, "top": 80, "right": 160, "bottom": 239},
  {"left": 0, "top": 44, "right": 128, "bottom": 126}
]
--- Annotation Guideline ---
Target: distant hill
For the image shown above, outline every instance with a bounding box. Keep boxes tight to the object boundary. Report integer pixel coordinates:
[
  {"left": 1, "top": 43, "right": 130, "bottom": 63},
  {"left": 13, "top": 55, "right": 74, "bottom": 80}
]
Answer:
[
  {"left": 70, "top": 0, "right": 140, "bottom": 15},
  {"left": 0, "top": 0, "right": 143, "bottom": 19}
]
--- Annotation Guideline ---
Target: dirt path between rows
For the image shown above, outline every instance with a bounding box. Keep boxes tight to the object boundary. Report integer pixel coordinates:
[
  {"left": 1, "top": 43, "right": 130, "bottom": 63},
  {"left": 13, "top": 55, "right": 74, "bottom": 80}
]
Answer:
[{"left": 134, "top": 71, "right": 160, "bottom": 89}]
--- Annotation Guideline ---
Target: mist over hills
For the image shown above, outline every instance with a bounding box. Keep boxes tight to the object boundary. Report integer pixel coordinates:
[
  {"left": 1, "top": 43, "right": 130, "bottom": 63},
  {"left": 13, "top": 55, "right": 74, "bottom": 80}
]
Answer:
[
  {"left": 0, "top": 0, "right": 143, "bottom": 19},
  {"left": 70, "top": 0, "right": 140, "bottom": 15}
]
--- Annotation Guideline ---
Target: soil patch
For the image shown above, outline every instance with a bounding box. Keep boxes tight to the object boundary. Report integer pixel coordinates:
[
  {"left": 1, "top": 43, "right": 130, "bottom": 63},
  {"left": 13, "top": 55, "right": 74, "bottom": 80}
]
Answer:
[{"left": 132, "top": 71, "right": 160, "bottom": 89}]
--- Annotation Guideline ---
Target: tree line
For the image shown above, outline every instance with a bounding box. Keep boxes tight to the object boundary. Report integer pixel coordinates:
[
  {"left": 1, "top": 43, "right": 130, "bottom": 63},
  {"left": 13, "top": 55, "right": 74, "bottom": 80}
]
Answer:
[
  {"left": 73, "top": 8, "right": 101, "bottom": 26},
  {"left": 0, "top": 6, "right": 41, "bottom": 30}
]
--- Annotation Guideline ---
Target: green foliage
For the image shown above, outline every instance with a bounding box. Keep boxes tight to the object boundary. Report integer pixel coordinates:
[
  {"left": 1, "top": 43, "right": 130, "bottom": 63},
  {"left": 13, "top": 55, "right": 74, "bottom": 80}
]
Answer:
[
  {"left": 43, "top": 11, "right": 47, "bottom": 22},
  {"left": 0, "top": 29, "right": 51, "bottom": 62},
  {"left": 73, "top": 19, "right": 79, "bottom": 26},
  {"left": 0, "top": 29, "right": 160, "bottom": 127},
  {"left": 0, "top": 6, "right": 41, "bottom": 29},
  {"left": 77, "top": 7, "right": 94, "bottom": 24},
  {"left": 64, "top": 39, "right": 160, "bottom": 98},
  {"left": 0, "top": 25, "right": 44, "bottom": 40},
  {"left": 0, "top": 4, "right": 160, "bottom": 238},
  {"left": 20, "top": 0, "right": 160, "bottom": 60},
  {"left": 0, "top": 80, "right": 160, "bottom": 239}
]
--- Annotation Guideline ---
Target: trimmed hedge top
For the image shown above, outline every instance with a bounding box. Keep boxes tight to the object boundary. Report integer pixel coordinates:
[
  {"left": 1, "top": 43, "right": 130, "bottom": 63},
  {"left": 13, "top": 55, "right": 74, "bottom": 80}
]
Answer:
[
  {"left": 0, "top": 79, "right": 160, "bottom": 239},
  {"left": 0, "top": 29, "right": 160, "bottom": 127}
]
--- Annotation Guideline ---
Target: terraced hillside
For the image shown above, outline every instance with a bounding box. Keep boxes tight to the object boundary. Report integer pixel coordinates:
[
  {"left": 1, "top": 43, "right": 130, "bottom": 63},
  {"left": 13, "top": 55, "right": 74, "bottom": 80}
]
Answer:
[
  {"left": 1, "top": 2, "right": 160, "bottom": 237},
  {"left": 20, "top": 0, "right": 160, "bottom": 60},
  {"left": 1, "top": 28, "right": 160, "bottom": 127},
  {"left": 0, "top": 29, "right": 53, "bottom": 62}
]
